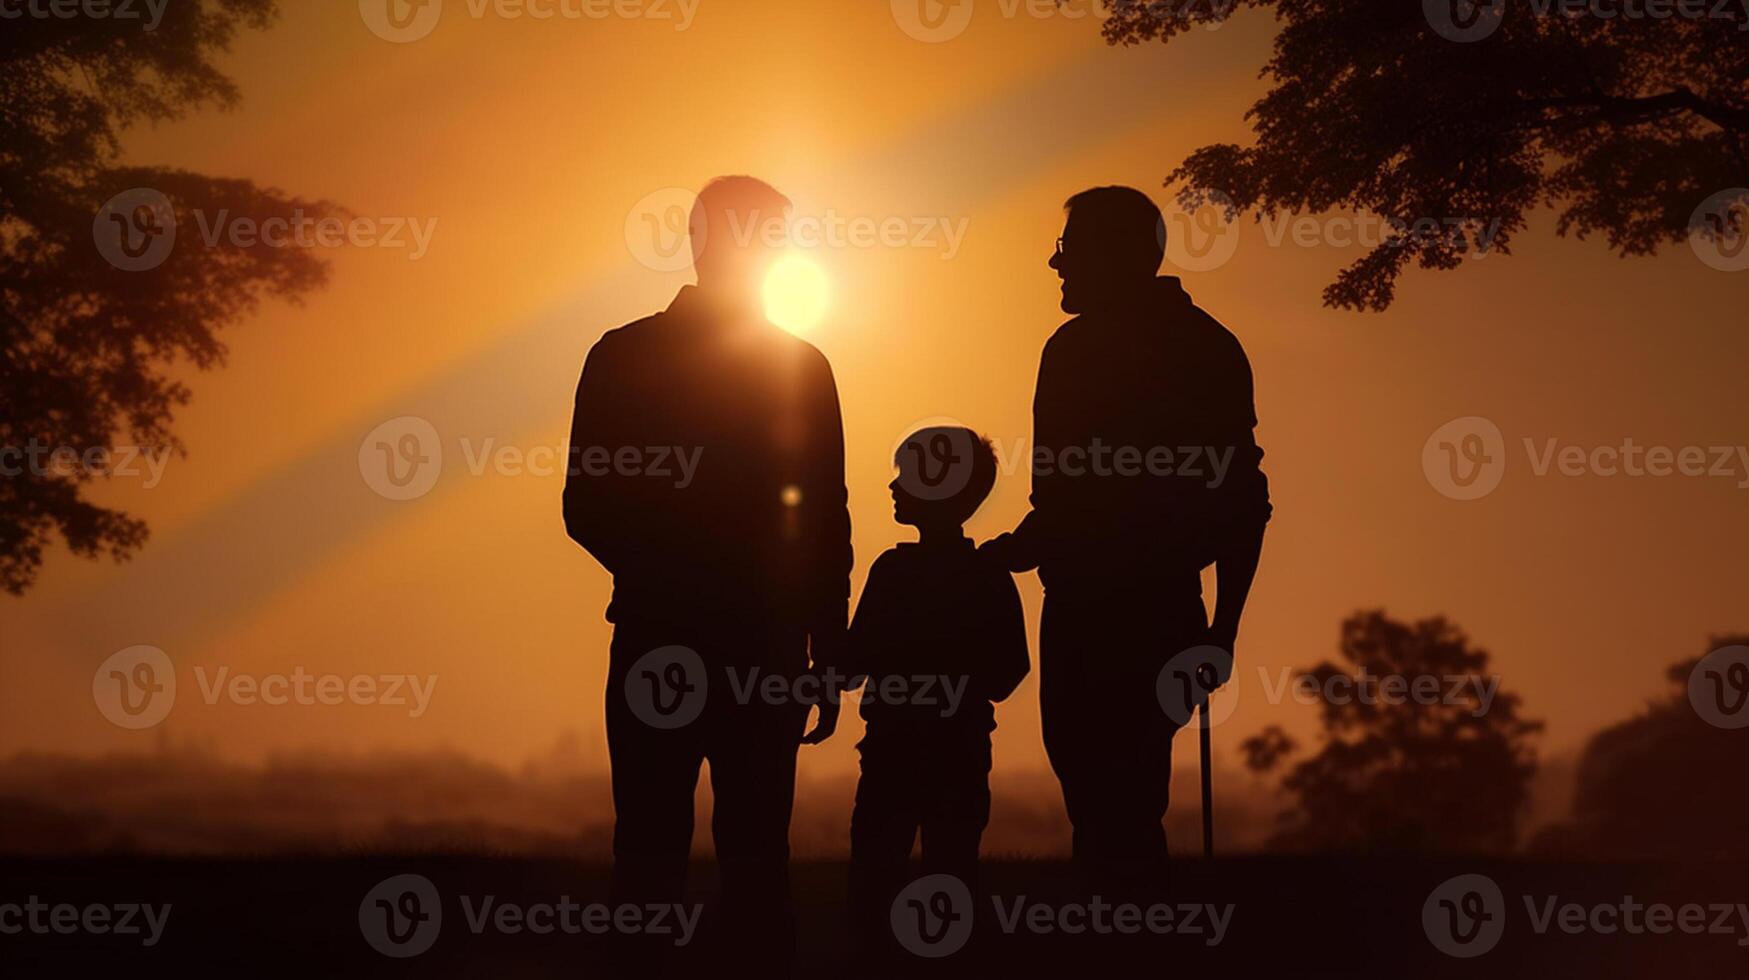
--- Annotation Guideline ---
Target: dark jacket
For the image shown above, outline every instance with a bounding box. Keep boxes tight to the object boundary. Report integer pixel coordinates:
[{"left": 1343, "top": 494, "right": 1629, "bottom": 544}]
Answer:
[
  {"left": 846, "top": 538, "right": 1030, "bottom": 741},
  {"left": 1014, "top": 276, "right": 1271, "bottom": 597},
  {"left": 563, "top": 286, "right": 853, "bottom": 633}
]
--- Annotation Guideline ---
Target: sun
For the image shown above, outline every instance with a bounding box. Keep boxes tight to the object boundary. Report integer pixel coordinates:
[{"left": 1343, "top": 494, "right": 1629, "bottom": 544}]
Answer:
[{"left": 762, "top": 253, "right": 830, "bottom": 335}]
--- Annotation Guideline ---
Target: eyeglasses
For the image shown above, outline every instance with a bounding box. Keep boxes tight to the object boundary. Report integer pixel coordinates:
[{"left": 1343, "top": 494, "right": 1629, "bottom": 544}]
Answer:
[{"left": 1055, "top": 237, "right": 1068, "bottom": 256}]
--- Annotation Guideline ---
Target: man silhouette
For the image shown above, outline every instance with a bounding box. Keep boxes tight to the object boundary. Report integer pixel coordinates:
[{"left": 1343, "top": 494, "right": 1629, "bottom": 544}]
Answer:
[
  {"left": 563, "top": 176, "right": 852, "bottom": 967},
  {"left": 984, "top": 186, "right": 1271, "bottom": 888}
]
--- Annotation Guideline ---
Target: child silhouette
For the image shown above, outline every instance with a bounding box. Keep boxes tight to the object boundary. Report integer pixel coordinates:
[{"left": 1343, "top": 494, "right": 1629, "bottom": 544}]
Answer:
[{"left": 843, "top": 425, "right": 1030, "bottom": 958}]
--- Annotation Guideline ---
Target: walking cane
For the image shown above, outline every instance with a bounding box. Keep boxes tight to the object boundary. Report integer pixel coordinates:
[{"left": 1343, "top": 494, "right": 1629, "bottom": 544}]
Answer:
[
  {"left": 1196, "top": 662, "right": 1216, "bottom": 860},
  {"left": 1199, "top": 696, "right": 1214, "bottom": 859}
]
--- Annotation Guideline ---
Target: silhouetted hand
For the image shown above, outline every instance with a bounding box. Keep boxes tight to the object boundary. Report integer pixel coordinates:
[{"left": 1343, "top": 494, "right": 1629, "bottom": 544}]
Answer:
[
  {"left": 978, "top": 532, "right": 1037, "bottom": 573},
  {"left": 801, "top": 690, "right": 840, "bottom": 745},
  {"left": 1200, "top": 627, "right": 1237, "bottom": 693}
]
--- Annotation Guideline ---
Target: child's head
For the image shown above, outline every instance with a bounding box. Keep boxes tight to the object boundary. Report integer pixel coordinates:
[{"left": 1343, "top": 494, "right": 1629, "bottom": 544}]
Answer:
[{"left": 889, "top": 425, "right": 998, "bottom": 531}]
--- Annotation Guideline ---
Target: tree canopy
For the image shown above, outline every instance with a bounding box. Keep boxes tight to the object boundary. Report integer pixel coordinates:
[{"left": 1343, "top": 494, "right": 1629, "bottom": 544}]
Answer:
[
  {"left": 1101, "top": 0, "right": 1749, "bottom": 309},
  {"left": 1242, "top": 610, "right": 1544, "bottom": 852},
  {"left": 1, "top": 1, "right": 333, "bottom": 594}
]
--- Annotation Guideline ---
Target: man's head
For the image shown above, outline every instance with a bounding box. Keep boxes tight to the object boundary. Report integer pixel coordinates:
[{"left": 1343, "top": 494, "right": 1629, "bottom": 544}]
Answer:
[
  {"left": 689, "top": 175, "right": 791, "bottom": 308},
  {"left": 889, "top": 426, "right": 998, "bottom": 532},
  {"left": 1049, "top": 185, "right": 1165, "bottom": 314}
]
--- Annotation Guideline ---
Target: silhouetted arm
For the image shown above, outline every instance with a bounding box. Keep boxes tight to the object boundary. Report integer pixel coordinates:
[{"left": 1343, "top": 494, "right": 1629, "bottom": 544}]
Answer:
[
  {"left": 1202, "top": 331, "right": 1271, "bottom": 657},
  {"left": 804, "top": 354, "right": 854, "bottom": 669},
  {"left": 979, "top": 572, "right": 1032, "bottom": 703},
  {"left": 562, "top": 339, "right": 632, "bottom": 574},
  {"left": 1211, "top": 525, "right": 1264, "bottom": 651},
  {"left": 989, "top": 334, "right": 1069, "bottom": 572},
  {"left": 843, "top": 551, "right": 900, "bottom": 687}
]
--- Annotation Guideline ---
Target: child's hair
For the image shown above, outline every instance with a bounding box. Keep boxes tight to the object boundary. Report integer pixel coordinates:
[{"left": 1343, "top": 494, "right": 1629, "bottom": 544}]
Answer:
[{"left": 895, "top": 425, "right": 999, "bottom": 525}]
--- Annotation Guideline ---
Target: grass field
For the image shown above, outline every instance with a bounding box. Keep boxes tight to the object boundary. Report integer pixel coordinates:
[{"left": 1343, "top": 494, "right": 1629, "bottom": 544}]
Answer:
[{"left": 2, "top": 855, "right": 1744, "bottom": 977}]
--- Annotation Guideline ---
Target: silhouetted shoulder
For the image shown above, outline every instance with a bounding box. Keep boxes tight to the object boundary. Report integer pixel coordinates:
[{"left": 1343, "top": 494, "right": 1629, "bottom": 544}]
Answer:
[
  {"left": 1042, "top": 314, "right": 1091, "bottom": 351},
  {"left": 771, "top": 329, "right": 838, "bottom": 383},
  {"left": 1176, "top": 303, "right": 1254, "bottom": 376},
  {"left": 585, "top": 310, "right": 665, "bottom": 360}
]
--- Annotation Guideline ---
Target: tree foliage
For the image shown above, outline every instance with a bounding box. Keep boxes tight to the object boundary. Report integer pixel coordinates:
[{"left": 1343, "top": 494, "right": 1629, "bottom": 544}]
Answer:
[
  {"left": 1, "top": 1, "right": 333, "bottom": 595},
  {"left": 1100, "top": 0, "right": 1749, "bottom": 309},
  {"left": 1242, "top": 610, "right": 1543, "bottom": 853},
  {"left": 1534, "top": 636, "right": 1749, "bottom": 860}
]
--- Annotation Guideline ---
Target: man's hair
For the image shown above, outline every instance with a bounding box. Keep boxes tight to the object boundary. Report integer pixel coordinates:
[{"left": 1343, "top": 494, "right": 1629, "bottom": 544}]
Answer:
[
  {"left": 896, "top": 426, "right": 999, "bottom": 524},
  {"left": 690, "top": 175, "right": 791, "bottom": 266},
  {"left": 1063, "top": 185, "right": 1166, "bottom": 274}
]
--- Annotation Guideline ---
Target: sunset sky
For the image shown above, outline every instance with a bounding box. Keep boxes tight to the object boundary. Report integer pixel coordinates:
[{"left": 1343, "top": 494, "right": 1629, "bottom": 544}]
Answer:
[{"left": 7, "top": 0, "right": 1746, "bottom": 792}]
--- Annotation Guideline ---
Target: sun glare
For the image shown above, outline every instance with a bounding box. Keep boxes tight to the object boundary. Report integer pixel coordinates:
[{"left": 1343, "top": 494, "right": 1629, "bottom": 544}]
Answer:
[{"left": 762, "top": 253, "right": 830, "bottom": 335}]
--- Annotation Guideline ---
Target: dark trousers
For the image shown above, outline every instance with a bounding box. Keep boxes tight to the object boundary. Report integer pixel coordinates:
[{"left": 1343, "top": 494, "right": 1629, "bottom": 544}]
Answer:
[
  {"left": 848, "top": 733, "right": 992, "bottom": 955},
  {"left": 1039, "top": 588, "right": 1206, "bottom": 889},
  {"left": 604, "top": 623, "right": 808, "bottom": 967}
]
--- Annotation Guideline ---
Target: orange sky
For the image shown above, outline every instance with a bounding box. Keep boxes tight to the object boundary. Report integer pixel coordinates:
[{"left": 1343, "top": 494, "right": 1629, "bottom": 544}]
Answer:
[{"left": 6, "top": 1, "right": 1746, "bottom": 786}]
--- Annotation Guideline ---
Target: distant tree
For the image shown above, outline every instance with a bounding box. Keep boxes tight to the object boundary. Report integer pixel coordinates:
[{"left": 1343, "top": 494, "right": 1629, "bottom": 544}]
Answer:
[
  {"left": 1, "top": 1, "right": 334, "bottom": 594},
  {"left": 1099, "top": 1, "right": 1749, "bottom": 309},
  {"left": 1242, "top": 610, "right": 1543, "bottom": 852},
  {"left": 1535, "top": 636, "right": 1749, "bottom": 861}
]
